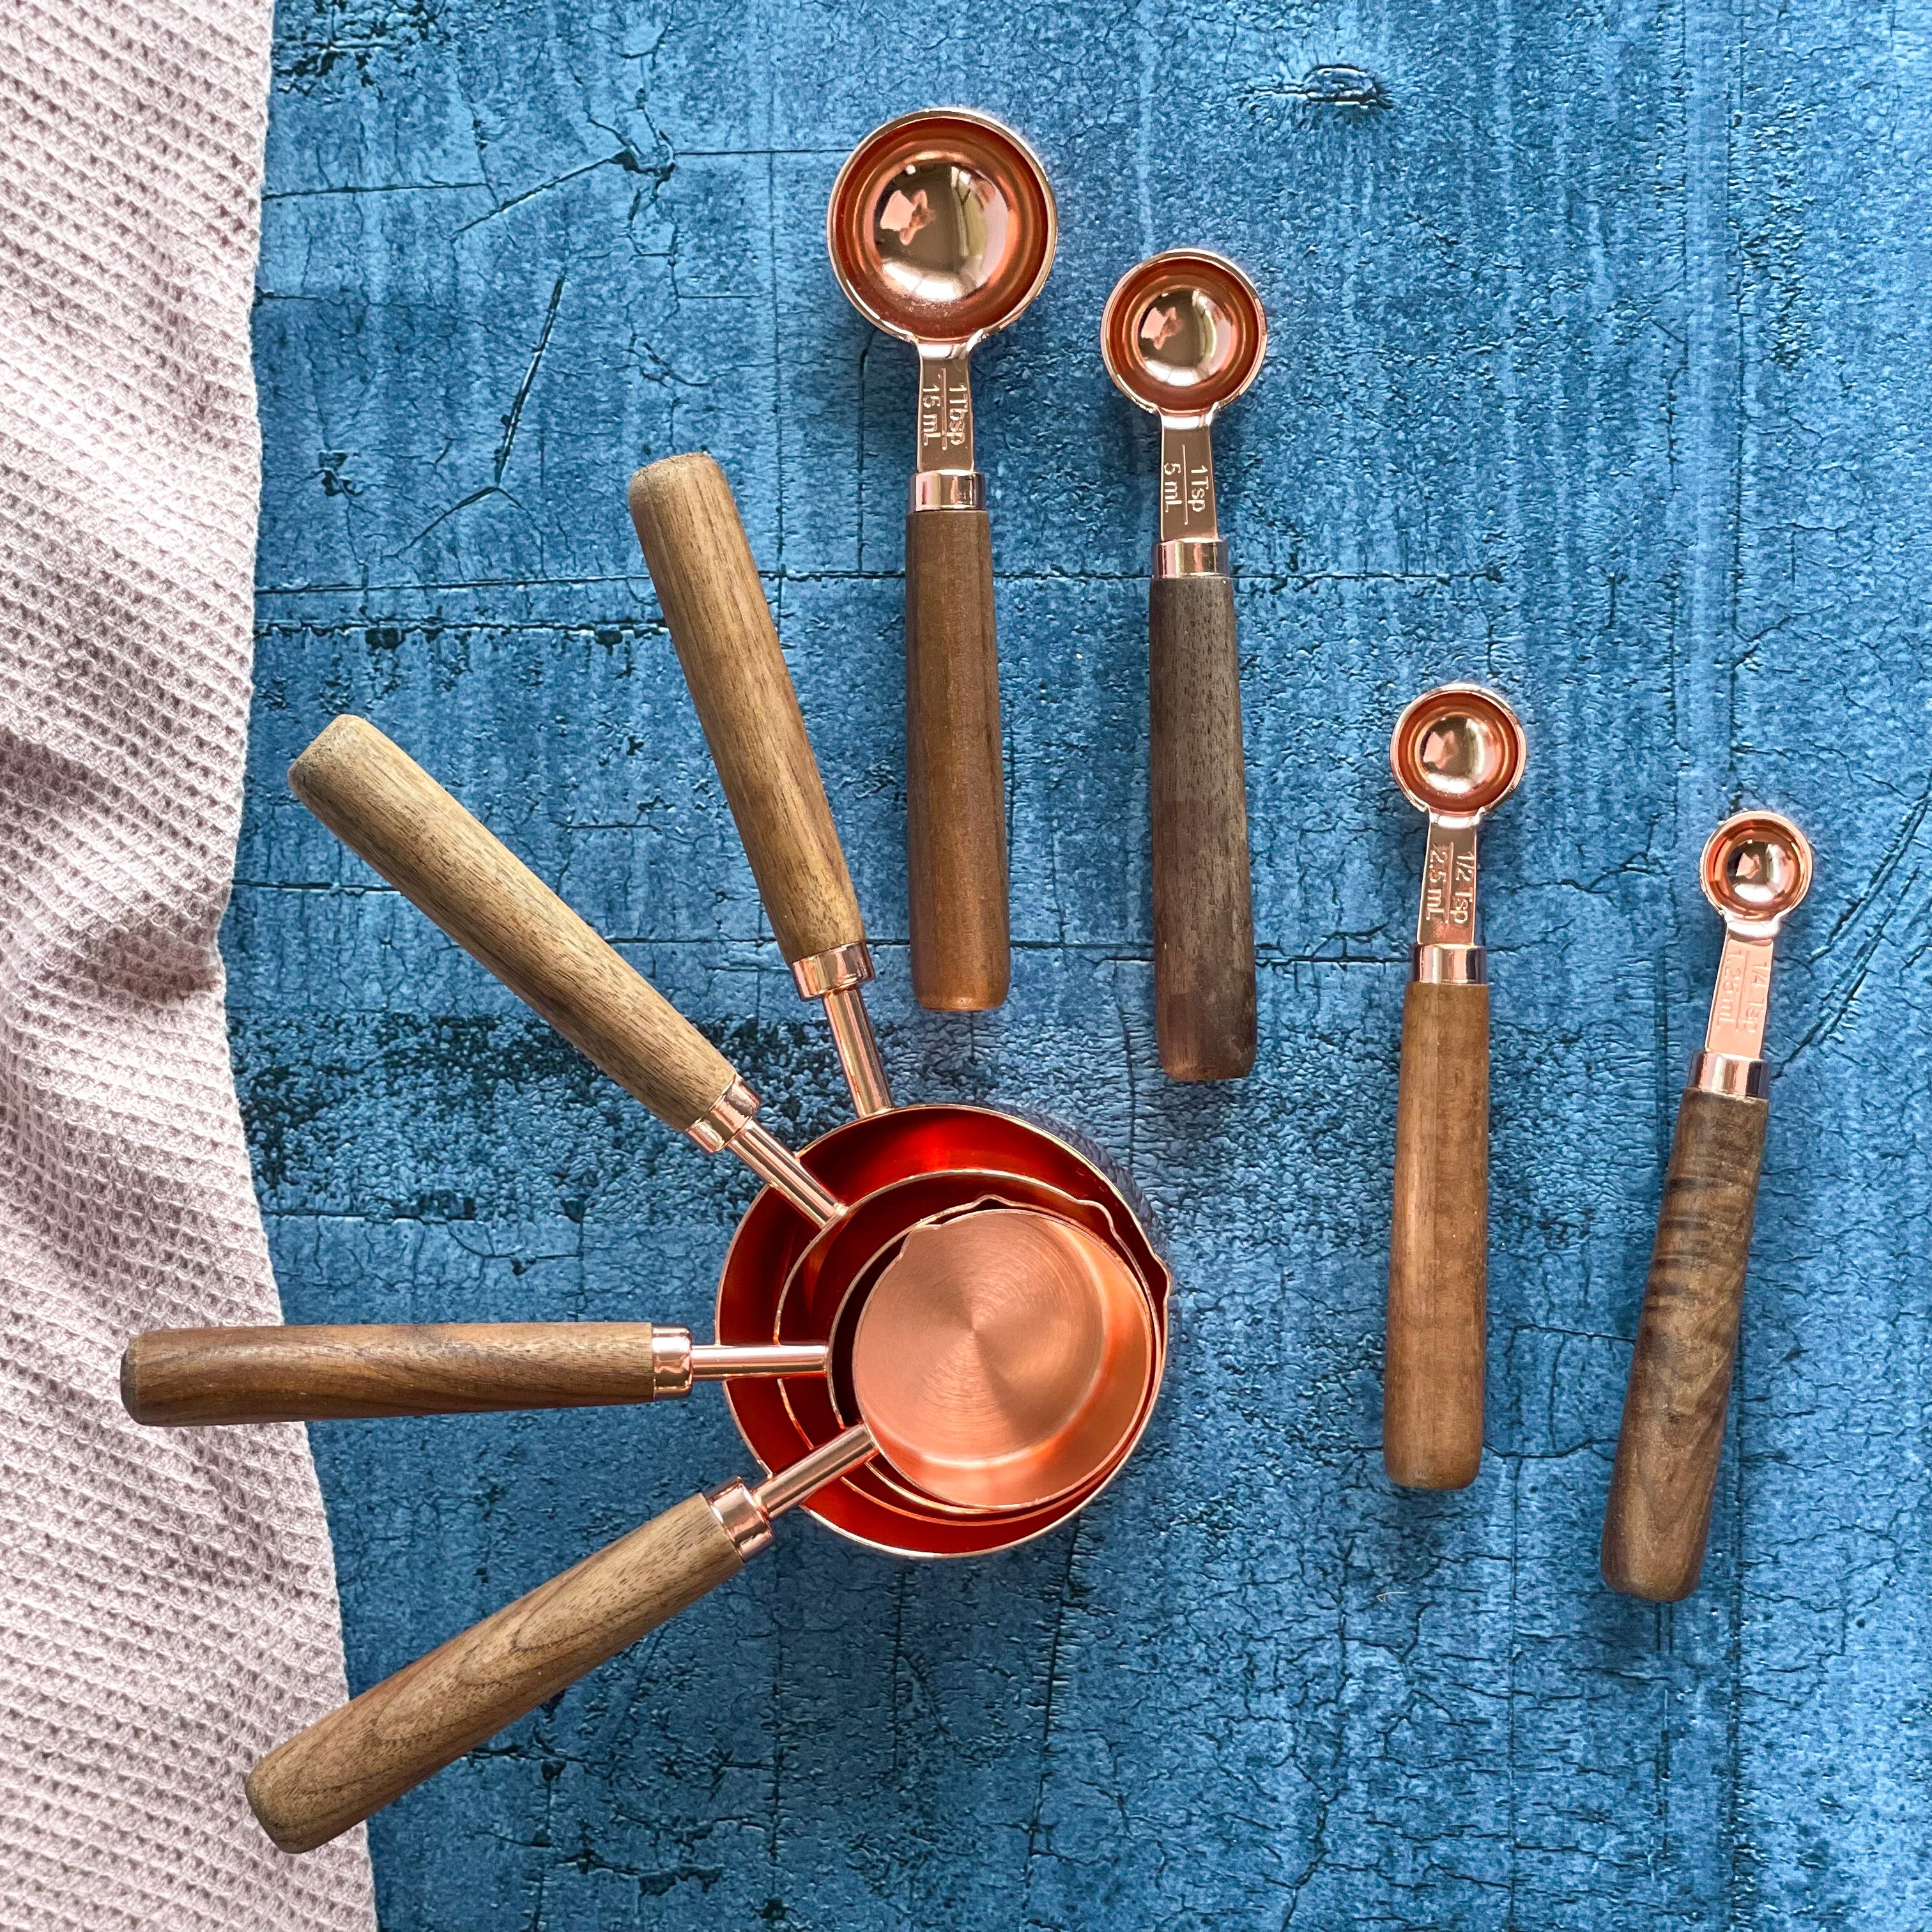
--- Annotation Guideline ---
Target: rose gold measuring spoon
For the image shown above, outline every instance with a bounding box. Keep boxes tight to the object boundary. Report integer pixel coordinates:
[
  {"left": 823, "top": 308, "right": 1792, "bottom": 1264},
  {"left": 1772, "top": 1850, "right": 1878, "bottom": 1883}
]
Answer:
[
  {"left": 827, "top": 108, "right": 1057, "bottom": 1012},
  {"left": 1602, "top": 809, "right": 1813, "bottom": 1600},
  {"left": 1384, "top": 684, "right": 1527, "bottom": 1489},
  {"left": 1101, "top": 250, "right": 1267, "bottom": 1080}
]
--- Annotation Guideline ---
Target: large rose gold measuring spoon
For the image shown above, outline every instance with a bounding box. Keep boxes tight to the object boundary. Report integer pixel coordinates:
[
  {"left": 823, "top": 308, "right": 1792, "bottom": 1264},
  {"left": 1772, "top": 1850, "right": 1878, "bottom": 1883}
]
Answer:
[
  {"left": 1602, "top": 809, "right": 1813, "bottom": 1601},
  {"left": 827, "top": 109, "right": 1057, "bottom": 1012},
  {"left": 1101, "top": 250, "right": 1267, "bottom": 1080},
  {"left": 1384, "top": 684, "right": 1527, "bottom": 1489},
  {"left": 241, "top": 1204, "right": 1154, "bottom": 1853}
]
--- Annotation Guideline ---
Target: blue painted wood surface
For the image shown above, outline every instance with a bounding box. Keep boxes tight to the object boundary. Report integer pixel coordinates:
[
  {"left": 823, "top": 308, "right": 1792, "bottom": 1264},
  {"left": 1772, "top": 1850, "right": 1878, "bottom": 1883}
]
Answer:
[{"left": 233, "top": 1, "right": 1932, "bottom": 1922}]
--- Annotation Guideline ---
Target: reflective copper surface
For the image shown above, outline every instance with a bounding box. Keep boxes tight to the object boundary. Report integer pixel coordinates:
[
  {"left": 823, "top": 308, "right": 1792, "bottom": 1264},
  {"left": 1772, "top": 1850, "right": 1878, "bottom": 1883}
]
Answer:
[
  {"left": 827, "top": 109, "right": 1056, "bottom": 348},
  {"left": 850, "top": 1206, "right": 1155, "bottom": 1511},
  {"left": 1389, "top": 683, "right": 1528, "bottom": 822},
  {"left": 1101, "top": 250, "right": 1267, "bottom": 423},
  {"left": 1691, "top": 809, "right": 1813, "bottom": 1085},
  {"left": 716, "top": 1105, "right": 1171, "bottom": 1559},
  {"left": 1701, "top": 810, "right": 1814, "bottom": 935}
]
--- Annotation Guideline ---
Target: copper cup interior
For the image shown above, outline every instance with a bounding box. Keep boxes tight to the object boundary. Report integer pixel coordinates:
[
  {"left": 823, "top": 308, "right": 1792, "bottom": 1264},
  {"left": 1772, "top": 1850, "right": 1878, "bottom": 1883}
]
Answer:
[
  {"left": 846, "top": 1204, "right": 1155, "bottom": 1512},
  {"left": 1701, "top": 810, "right": 1813, "bottom": 927},
  {"left": 1390, "top": 684, "right": 1528, "bottom": 820},
  {"left": 788, "top": 1176, "right": 1156, "bottom": 1524},
  {"left": 1101, "top": 250, "right": 1266, "bottom": 418},
  {"left": 717, "top": 1107, "right": 1170, "bottom": 1558},
  {"left": 827, "top": 109, "right": 1055, "bottom": 346}
]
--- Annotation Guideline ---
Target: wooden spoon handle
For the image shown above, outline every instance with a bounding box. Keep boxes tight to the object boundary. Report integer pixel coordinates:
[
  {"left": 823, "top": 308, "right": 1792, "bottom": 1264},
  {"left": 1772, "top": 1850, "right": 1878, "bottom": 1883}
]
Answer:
[
  {"left": 1148, "top": 573, "right": 1257, "bottom": 1080},
  {"left": 290, "top": 716, "right": 735, "bottom": 1135},
  {"left": 246, "top": 1493, "right": 746, "bottom": 1853},
  {"left": 903, "top": 507, "right": 1008, "bottom": 1010},
  {"left": 629, "top": 454, "right": 866, "bottom": 966},
  {"left": 1602, "top": 1085, "right": 1768, "bottom": 1601},
  {"left": 121, "top": 1323, "right": 675, "bottom": 1425},
  {"left": 1384, "top": 979, "right": 1489, "bottom": 1489}
]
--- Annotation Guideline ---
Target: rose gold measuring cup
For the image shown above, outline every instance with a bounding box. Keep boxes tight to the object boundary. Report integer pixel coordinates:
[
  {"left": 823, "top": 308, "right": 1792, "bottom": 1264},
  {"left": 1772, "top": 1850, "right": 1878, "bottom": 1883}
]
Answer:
[
  {"left": 1101, "top": 250, "right": 1268, "bottom": 1081},
  {"left": 279, "top": 576, "right": 1169, "bottom": 1563},
  {"left": 1383, "top": 684, "right": 1527, "bottom": 1490},
  {"left": 1602, "top": 809, "right": 1813, "bottom": 1601},
  {"left": 240, "top": 1202, "right": 1156, "bottom": 1853},
  {"left": 827, "top": 109, "right": 1057, "bottom": 1012}
]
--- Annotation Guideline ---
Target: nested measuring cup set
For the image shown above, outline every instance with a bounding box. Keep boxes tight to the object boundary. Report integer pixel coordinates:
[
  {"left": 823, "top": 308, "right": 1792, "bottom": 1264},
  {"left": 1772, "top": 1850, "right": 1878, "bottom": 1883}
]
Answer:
[{"left": 119, "top": 454, "right": 1172, "bottom": 1855}]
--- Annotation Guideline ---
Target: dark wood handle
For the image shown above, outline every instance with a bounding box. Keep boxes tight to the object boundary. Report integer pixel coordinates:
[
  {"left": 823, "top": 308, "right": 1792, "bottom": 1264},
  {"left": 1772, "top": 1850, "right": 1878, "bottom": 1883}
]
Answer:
[
  {"left": 1602, "top": 1085, "right": 1768, "bottom": 1601},
  {"left": 121, "top": 1323, "right": 673, "bottom": 1425},
  {"left": 246, "top": 1493, "right": 744, "bottom": 1852},
  {"left": 904, "top": 508, "right": 1008, "bottom": 1010},
  {"left": 290, "top": 716, "right": 735, "bottom": 1135},
  {"left": 1149, "top": 573, "right": 1256, "bottom": 1080},
  {"left": 629, "top": 454, "right": 866, "bottom": 965},
  {"left": 1384, "top": 980, "right": 1489, "bottom": 1489}
]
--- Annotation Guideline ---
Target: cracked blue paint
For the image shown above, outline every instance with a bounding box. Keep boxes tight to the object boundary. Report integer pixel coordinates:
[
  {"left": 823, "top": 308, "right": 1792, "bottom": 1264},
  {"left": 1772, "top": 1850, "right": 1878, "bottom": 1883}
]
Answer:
[{"left": 231, "top": 0, "right": 1932, "bottom": 1924}]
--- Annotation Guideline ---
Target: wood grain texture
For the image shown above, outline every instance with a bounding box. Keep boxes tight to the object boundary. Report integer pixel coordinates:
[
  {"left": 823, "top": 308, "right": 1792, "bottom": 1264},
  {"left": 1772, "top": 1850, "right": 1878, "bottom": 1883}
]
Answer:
[
  {"left": 121, "top": 1323, "right": 671, "bottom": 1425},
  {"left": 1148, "top": 573, "right": 1256, "bottom": 1081},
  {"left": 1384, "top": 981, "right": 1489, "bottom": 1489},
  {"left": 629, "top": 454, "right": 866, "bottom": 965},
  {"left": 289, "top": 715, "right": 735, "bottom": 1133},
  {"left": 245, "top": 1493, "right": 745, "bottom": 1853},
  {"left": 1601, "top": 1086, "right": 1769, "bottom": 1602},
  {"left": 904, "top": 508, "right": 1008, "bottom": 1010}
]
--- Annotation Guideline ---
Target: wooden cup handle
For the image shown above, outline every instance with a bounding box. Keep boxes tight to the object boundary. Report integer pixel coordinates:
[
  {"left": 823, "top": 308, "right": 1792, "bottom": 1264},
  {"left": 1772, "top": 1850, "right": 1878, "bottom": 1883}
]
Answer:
[
  {"left": 629, "top": 454, "right": 866, "bottom": 966},
  {"left": 121, "top": 1323, "right": 676, "bottom": 1425},
  {"left": 903, "top": 508, "right": 1008, "bottom": 1010},
  {"left": 1601, "top": 1085, "right": 1768, "bottom": 1601},
  {"left": 290, "top": 716, "right": 735, "bottom": 1135},
  {"left": 1148, "top": 573, "right": 1257, "bottom": 1081},
  {"left": 246, "top": 1493, "right": 746, "bottom": 1853},
  {"left": 1384, "top": 980, "right": 1490, "bottom": 1489}
]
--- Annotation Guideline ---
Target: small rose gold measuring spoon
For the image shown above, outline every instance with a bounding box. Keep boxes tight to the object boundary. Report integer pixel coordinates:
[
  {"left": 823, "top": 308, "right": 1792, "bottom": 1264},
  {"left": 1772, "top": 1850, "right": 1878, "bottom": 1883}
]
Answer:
[
  {"left": 827, "top": 109, "right": 1057, "bottom": 1012},
  {"left": 1384, "top": 684, "right": 1527, "bottom": 1490},
  {"left": 241, "top": 1203, "right": 1154, "bottom": 1854},
  {"left": 1602, "top": 809, "right": 1813, "bottom": 1601},
  {"left": 1101, "top": 250, "right": 1267, "bottom": 1080}
]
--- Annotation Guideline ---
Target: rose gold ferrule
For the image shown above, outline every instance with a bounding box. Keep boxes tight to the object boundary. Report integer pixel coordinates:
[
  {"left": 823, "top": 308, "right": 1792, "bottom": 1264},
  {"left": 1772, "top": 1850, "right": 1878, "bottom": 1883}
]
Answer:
[
  {"left": 1412, "top": 944, "right": 1486, "bottom": 985},
  {"left": 690, "top": 1341, "right": 829, "bottom": 1379},
  {"left": 751, "top": 1423, "right": 877, "bottom": 1518},
  {"left": 650, "top": 1328, "right": 694, "bottom": 1397},
  {"left": 910, "top": 471, "right": 983, "bottom": 511},
  {"left": 790, "top": 942, "right": 875, "bottom": 997},
  {"left": 1153, "top": 537, "right": 1229, "bottom": 579},
  {"left": 686, "top": 1075, "right": 759, "bottom": 1153},
  {"left": 703, "top": 1478, "right": 773, "bottom": 1560},
  {"left": 1688, "top": 1052, "right": 1768, "bottom": 1099},
  {"left": 686, "top": 1077, "right": 842, "bottom": 1225}
]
